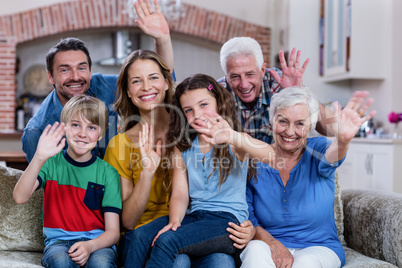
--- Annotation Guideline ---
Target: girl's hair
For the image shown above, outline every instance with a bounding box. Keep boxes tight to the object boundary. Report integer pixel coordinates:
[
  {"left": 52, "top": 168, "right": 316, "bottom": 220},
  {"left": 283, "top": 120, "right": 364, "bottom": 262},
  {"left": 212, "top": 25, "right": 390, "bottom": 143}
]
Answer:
[
  {"left": 61, "top": 95, "right": 108, "bottom": 137},
  {"left": 166, "top": 74, "right": 256, "bottom": 187},
  {"left": 269, "top": 86, "right": 319, "bottom": 132},
  {"left": 115, "top": 49, "right": 174, "bottom": 132},
  {"left": 220, "top": 37, "right": 264, "bottom": 75}
]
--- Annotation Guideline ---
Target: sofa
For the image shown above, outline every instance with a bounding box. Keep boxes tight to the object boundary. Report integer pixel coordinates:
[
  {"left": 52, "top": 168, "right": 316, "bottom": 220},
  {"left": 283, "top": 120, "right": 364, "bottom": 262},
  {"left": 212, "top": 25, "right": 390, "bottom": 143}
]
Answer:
[
  {"left": 0, "top": 165, "right": 43, "bottom": 267},
  {"left": 0, "top": 165, "right": 401, "bottom": 267}
]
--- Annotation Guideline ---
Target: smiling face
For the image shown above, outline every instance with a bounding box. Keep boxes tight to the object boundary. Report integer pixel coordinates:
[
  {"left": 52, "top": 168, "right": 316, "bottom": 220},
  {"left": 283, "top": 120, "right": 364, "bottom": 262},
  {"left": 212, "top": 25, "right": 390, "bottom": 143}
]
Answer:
[
  {"left": 65, "top": 112, "right": 102, "bottom": 162},
  {"left": 180, "top": 88, "right": 219, "bottom": 130},
  {"left": 126, "top": 59, "right": 169, "bottom": 112},
  {"left": 48, "top": 50, "right": 92, "bottom": 106},
  {"left": 272, "top": 103, "right": 312, "bottom": 154},
  {"left": 225, "top": 54, "right": 266, "bottom": 109}
]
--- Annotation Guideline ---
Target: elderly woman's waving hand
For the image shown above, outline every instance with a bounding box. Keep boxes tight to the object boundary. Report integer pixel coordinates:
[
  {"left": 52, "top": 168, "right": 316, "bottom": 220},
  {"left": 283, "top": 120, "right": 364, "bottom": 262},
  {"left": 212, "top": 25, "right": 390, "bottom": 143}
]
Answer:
[{"left": 326, "top": 91, "right": 376, "bottom": 163}]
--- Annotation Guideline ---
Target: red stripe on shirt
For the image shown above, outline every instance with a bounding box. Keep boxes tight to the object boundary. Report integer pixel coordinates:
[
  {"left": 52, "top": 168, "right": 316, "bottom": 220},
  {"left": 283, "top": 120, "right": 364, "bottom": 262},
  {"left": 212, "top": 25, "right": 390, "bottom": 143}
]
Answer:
[{"left": 43, "top": 180, "right": 104, "bottom": 232}]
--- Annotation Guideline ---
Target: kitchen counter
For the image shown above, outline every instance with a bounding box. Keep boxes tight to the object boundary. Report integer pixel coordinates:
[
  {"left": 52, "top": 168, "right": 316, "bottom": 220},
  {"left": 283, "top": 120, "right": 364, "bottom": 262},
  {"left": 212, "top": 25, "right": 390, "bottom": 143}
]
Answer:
[
  {"left": 351, "top": 137, "right": 402, "bottom": 144},
  {"left": 0, "top": 151, "right": 27, "bottom": 170},
  {"left": 0, "top": 131, "right": 22, "bottom": 151},
  {"left": 0, "top": 131, "right": 23, "bottom": 138},
  {"left": 0, "top": 131, "right": 25, "bottom": 167}
]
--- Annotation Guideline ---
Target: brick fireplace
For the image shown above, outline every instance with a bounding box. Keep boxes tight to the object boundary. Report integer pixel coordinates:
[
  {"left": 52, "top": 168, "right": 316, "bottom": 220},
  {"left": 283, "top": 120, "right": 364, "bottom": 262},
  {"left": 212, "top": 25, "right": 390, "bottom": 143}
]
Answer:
[{"left": 0, "top": 0, "right": 271, "bottom": 131}]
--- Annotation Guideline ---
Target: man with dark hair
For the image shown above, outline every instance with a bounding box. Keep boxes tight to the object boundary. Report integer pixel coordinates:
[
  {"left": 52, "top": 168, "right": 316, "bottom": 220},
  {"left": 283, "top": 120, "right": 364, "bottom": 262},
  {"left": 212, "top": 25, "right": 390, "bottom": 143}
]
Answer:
[{"left": 22, "top": 0, "right": 174, "bottom": 162}]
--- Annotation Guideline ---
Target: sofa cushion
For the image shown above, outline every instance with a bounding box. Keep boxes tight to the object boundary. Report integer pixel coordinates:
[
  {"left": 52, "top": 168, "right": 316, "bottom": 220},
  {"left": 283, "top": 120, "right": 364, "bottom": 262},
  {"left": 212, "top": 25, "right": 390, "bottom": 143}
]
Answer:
[
  {"left": 0, "top": 165, "right": 44, "bottom": 252},
  {"left": 0, "top": 251, "right": 43, "bottom": 268},
  {"left": 334, "top": 172, "right": 346, "bottom": 246},
  {"left": 342, "top": 189, "right": 402, "bottom": 267},
  {"left": 343, "top": 247, "right": 398, "bottom": 268}
]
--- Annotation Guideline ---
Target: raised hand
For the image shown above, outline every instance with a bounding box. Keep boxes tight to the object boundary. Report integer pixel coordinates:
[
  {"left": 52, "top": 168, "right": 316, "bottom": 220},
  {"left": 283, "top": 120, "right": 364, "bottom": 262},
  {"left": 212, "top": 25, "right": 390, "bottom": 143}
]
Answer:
[
  {"left": 138, "top": 122, "right": 162, "bottom": 175},
  {"left": 35, "top": 122, "right": 65, "bottom": 161},
  {"left": 269, "top": 48, "right": 310, "bottom": 88},
  {"left": 333, "top": 91, "right": 376, "bottom": 144},
  {"left": 134, "top": 0, "right": 170, "bottom": 39},
  {"left": 196, "top": 115, "right": 234, "bottom": 146}
]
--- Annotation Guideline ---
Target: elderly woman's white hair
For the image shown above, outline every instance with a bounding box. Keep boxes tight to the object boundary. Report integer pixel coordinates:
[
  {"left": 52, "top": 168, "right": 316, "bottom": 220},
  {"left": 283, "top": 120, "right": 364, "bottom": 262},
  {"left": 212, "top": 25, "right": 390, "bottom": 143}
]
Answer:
[
  {"left": 220, "top": 37, "right": 264, "bottom": 75},
  {"left": 268, "top": 87, "right": 319, "bottom": 132}
]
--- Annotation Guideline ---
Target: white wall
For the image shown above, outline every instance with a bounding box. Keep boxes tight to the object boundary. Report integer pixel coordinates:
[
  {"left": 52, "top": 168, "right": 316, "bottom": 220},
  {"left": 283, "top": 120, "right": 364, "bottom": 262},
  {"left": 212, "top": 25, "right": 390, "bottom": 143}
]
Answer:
[
  {"left": 349, "top": 0, "right": 394, "bottom": 133},
  {"left": 392, "top": 0, "right": 402, "bottom": 117},
  {"left": 287, "top": 0, "right": 401, "bottom": 134},
  {"left": 287, "top": 0, "right": 352, "bottom": 106}
]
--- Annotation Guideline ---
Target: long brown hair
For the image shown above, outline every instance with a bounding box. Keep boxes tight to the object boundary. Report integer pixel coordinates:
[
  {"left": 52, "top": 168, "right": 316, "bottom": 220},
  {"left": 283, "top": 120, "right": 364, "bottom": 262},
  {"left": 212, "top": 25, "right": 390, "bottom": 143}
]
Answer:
[
  {"left": 115, "top": 49, "right": 174, "bottom": 132},
  {"left": 165, "top": 74, "right": 256, "bottom": 187},
  {"left": 114, "top": 49, "right": 174, "bottom": 193}
]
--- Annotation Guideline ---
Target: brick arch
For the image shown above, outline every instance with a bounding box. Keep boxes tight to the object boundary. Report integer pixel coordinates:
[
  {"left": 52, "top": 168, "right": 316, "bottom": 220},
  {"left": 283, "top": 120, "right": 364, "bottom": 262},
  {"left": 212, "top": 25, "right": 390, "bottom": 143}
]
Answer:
[{"left": 0, "top": 0, "right": 270, "bottom": 130}]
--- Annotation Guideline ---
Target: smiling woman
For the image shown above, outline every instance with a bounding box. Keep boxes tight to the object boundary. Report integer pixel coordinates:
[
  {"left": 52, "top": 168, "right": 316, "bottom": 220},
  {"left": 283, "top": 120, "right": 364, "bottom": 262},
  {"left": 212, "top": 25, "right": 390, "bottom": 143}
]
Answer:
[
  {"left": 126, "top": 58, "right": 169, "bottom": 112},
  {"left": 103, "top": 49, "right": 177, "bottom": 267},
  {"left": 268, "top": 88, "right": 319, "bottom": 165},
  {"left": 241, "top": 86, "right": 376, "bottom": 268}
]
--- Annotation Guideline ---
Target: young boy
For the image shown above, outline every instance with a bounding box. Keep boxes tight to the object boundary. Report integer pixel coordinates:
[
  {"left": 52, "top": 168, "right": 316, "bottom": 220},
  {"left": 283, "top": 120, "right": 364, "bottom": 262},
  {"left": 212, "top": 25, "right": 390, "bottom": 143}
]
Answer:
[{"left": 13, "top": 95, "right": 122, "bottom": 268}]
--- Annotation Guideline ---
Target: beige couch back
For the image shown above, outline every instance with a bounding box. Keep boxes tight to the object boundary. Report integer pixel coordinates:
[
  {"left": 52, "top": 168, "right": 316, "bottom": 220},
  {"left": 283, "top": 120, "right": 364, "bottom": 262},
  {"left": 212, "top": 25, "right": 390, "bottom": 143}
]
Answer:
[{"left": 0, "top": 165, "right": 44, "bottom": 252}]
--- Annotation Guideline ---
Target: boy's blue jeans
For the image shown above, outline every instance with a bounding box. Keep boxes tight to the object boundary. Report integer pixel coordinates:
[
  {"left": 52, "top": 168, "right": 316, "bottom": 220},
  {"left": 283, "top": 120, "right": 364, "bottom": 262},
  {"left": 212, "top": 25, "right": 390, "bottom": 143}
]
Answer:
[
  {"left": 119, "top": 211, "right": 238, "bottom": 268},
  {"left": 41, "top": 239, "right": 117, "bottom": 268}
]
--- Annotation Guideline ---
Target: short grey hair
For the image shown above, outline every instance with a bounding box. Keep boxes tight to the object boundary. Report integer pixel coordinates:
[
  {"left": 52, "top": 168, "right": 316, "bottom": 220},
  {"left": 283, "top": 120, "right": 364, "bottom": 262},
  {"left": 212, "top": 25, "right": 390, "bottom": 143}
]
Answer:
[
  {"left": 220, "top": 37, "right": 264, "bottom": 75},
  {"left": 268, "top": 87, "right": 319, "bottom": 132}
]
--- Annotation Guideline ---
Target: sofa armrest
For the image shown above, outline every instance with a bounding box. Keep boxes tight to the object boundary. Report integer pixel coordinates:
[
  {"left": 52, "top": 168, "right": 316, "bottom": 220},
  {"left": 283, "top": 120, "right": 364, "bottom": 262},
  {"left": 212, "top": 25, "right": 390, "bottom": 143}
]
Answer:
[{"left": 342, "top": 189, "right": 402, "bottom": 267}]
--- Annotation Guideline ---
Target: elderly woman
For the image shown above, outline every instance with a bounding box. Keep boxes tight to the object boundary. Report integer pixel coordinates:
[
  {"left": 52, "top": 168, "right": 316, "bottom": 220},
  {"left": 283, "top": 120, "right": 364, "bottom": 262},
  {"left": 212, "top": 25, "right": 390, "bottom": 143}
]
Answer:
[{"left": 241, "top": 87, "right": 375, "bottom": 268}]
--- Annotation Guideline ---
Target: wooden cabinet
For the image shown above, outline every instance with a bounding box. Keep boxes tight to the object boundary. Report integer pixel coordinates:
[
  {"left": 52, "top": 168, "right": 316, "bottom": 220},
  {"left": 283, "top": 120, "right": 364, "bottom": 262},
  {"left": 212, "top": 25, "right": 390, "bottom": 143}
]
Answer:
[
  {"left": 320, "top": 0, "right": 387, "bottom": 81},
  {"left": 337, "top": 138, "right": 402, "bottom": 193}
]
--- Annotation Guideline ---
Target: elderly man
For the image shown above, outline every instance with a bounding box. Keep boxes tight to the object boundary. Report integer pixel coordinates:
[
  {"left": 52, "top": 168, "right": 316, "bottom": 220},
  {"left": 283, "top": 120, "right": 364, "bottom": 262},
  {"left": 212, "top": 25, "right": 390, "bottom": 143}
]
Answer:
[
  {"left": 218, "top": 37, "right": 334, "bottom": 144},
  {"left": 22, "top": 0, "right": 174, "bottom": 162}
]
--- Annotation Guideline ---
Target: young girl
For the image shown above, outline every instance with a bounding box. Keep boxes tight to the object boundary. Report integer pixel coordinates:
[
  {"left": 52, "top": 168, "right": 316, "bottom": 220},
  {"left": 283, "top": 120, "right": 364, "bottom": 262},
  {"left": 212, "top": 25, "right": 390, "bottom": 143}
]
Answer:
[
  {"left": 104, "top": 50, "right": 237, "bottom": 267},
  {"left": 144, "top": 74, "right": 275, "bottom": 268}
]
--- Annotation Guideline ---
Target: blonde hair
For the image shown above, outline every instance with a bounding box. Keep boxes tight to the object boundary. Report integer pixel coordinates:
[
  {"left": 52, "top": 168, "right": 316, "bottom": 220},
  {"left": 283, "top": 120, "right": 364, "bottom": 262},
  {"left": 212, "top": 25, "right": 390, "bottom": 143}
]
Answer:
[{"left": 61, "top": 95, "right": 108, "bottom": 137}]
